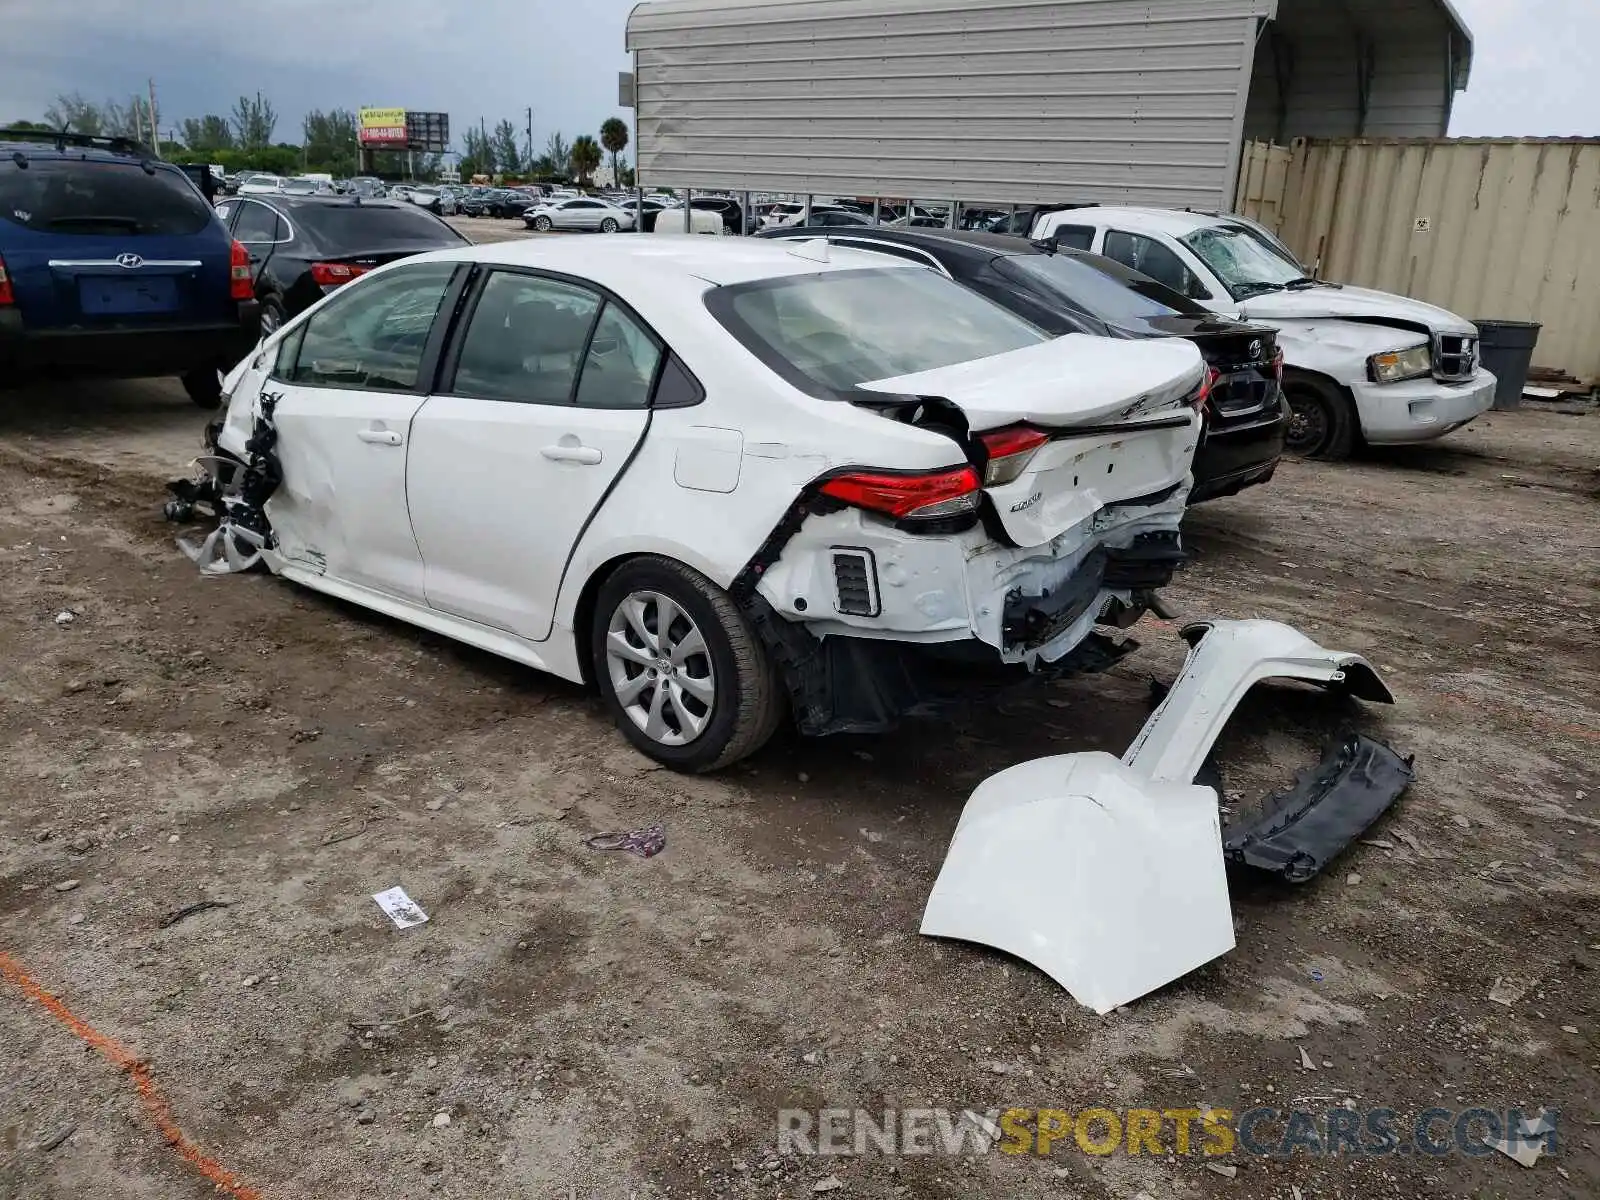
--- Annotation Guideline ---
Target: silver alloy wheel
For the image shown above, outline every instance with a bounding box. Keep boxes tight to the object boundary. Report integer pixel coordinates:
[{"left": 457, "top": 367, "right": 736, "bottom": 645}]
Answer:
[
  {"left": 534, "top": 215, "right": 553, "bottom": 232},
  {"left": 605, "top": 590, "right": 716, "bottom": 747}
]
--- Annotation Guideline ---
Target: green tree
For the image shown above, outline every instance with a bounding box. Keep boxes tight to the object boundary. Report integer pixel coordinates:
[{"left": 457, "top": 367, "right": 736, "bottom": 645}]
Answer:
[
  {"left": 102, "top": 97, "right": 155, "bottom": 144},
  {"left": 544, "top": 131, "right": 570, "bottom": 179},
  {"left": 569, "top": 135, "right": 601, "bottom": 187},
  {"left": 460, "top": 125, "right": 495, "bottom": 178},
  {"left": 600, "top": 117, "right": 629, "bottom": 188},
  {"left": 181, "top": 115, "right": 235, "bottom": 152},
  {"left": 230, "top": 93, "right": 277, "bottom": 151},
  {"left": 302, "top": 108, "right": 358, "bottom": 174},
  {"left": 7, "top": 119, "right": 48, "bottom": 131},
  {"left": 491, "top": 119, "right": 522, "bottom": 177},
  {"left": 43, "top": 92, "right": 103, "bottom": 135}
]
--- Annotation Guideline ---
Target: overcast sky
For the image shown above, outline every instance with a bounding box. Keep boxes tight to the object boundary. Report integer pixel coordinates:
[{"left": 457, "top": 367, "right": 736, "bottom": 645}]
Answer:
[{"left": 1, "top": 0, "right": 1592, "bottom": 150}]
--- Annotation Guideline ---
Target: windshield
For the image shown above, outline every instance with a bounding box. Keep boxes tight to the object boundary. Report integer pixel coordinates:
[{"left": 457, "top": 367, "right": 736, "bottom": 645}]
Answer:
[
  {"left": 0, "top": 158, "right": 213, "bottom": 236},
  {"left": 995, "top": 253, "right": 1209, "bottom": 332},
  {"left": 1180, "top": 225, "right": 1307, "bottom": 298},
  {"left": 708, "top": 267, "right": 1046, "bottom": 396}
]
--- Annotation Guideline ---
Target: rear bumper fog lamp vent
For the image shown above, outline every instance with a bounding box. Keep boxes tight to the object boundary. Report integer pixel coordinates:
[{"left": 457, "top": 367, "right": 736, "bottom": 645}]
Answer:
[{"left": 832, "top": 549, "right": 880, "bottom": 617}]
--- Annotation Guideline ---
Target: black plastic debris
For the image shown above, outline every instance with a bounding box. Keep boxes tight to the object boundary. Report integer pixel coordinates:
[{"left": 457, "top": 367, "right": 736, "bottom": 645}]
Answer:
[{"left": 1223, "top": 733, "right": 1415, "bottom": 883}]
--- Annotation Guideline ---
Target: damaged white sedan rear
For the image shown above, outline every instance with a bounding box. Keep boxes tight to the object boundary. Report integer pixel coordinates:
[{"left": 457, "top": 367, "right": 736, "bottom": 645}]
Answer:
[{"left": 171, "top": 237, "right": 1206, "bottom": 771}]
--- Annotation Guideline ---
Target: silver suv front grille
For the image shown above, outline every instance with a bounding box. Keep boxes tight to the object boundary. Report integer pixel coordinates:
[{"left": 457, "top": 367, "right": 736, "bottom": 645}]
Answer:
[{"left": 1433, "top": 333, "right": 1479, "bottom": 382}]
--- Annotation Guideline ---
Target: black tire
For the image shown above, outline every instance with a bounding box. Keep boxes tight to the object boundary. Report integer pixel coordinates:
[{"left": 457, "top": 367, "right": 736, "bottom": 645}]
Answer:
[
  {"left": 258, "top": 296, "right": 285, "bottom": 341},
  {"left": 591, "top": 556, "right": 786, "bottom": 773},
  {"left": 1283, "top": 372, "right": 1357, "bottom": 461},
  {"left": 181, "top": 368, "right": 223, "bottom": 409}
]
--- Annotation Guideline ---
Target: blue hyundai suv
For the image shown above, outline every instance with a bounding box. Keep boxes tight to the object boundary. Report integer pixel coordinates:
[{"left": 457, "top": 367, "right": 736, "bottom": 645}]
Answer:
[{"left": 0, "top": 129, "right": 260, "bottom": 407}]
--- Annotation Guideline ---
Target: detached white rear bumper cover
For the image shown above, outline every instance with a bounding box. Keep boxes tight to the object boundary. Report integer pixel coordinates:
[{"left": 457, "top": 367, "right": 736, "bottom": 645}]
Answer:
[{"left": 920, "top": 619, "right": 1397, "bottom": 1015}]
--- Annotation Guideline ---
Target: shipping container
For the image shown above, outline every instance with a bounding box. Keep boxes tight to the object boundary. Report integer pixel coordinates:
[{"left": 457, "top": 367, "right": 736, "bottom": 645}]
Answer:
[{"left": 1239, "top": 137, "right": 1600, "bottom": 384}]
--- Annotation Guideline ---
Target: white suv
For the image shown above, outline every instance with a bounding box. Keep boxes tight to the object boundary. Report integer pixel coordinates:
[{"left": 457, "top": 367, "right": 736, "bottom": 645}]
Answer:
[{"left": 1031, "top": 207, "right": 1497, "bottom": 460}]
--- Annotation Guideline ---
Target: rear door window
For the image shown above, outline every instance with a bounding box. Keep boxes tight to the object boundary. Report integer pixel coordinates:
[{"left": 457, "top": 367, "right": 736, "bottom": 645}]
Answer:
[
  {"left": 1046, "top": 224, "right": 1095, "bottom": 251},
  {"left": 232, "top": 201, "right": 284, "bottom": 243},
  {"left": 0, "top": 158, "right": 214, "bottom": 236},
  {"left": 1102, "top": 231, "right": 1211, "bottom": 300},
  {"left": 574, "top": 303, "right": 663, "bottom": 410},
  {"left": 449, "top": 271, "right": 602, "bottom": 404}
]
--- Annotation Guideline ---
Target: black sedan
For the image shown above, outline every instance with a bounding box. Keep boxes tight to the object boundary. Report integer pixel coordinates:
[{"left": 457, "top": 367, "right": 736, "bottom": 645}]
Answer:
[
  {"left": 212, "top": 195, "right": 469, "bottom": 335},
  {"left": 759, "top": 225, "right": 1287, "bottom": 504},
  {"left": 458, "top": 188, "right": 530, "bottom": 219}
]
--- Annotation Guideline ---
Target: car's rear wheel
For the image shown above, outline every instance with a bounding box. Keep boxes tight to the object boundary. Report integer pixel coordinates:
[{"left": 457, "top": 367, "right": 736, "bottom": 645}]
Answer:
[
  {"left": 600, "top": 217, "right": 619, "bottom": 233},
  {"left": 591, "top": 557, "right": 786, "bottom": 773},
  {"left": 533, "top": 216, "right": 553, "bottom": 232},
  {"left": 259, "top": 297, "right": 285, "bottom": 340},
  {"left": 181, "top": 368, "right": 223, "bottom": 409},
  {"left": 1283, "top": 373, "right": 1357, "bottom": 461}
]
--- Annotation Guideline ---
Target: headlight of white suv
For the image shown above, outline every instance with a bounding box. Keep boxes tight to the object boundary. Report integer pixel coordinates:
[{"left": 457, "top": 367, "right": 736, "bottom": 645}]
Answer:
[{"left": 1368, "top": 343, "right": 1432, "bottom": 384}]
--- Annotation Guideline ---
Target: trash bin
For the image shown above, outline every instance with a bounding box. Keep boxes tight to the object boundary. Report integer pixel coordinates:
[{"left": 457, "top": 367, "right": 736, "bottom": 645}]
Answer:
[{"left": 1474, "top": 320, "right": 1542, "bottom": 411}]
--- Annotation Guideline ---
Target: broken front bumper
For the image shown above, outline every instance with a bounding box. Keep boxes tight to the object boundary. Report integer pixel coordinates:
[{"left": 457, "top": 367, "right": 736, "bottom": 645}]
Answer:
[{"left": 920, "top": 619, "right": 1412, "bottom": 1014}]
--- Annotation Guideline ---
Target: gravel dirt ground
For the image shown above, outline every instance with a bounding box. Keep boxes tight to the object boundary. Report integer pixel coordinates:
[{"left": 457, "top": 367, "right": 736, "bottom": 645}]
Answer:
[{"left": 0, "top": 228, "right": 1596, "bottom": 1200}]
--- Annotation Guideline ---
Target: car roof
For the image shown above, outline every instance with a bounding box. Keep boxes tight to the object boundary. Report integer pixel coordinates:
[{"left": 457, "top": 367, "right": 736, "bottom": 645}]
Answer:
[
  {"left": 1045, "top": 206, "right": 1236, "bottom": 236},
  {"left": 248, "top": 196, "right": 418, "bottom": 213},
  {"left": 765, "top": 224, "right": 1182, "bottom": 290},
  {"left": 423, "top": 235, "right": 921, "bottom": 290}
]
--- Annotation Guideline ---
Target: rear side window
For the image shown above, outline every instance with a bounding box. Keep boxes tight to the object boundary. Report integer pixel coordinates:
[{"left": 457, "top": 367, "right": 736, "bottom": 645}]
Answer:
[
  {"left": 0, "top": 159, "right": 213, "bottom": 236},
  {"left": 708, "top": 266, "right": 1046, "bottom": 396},
  {"left": 292, "top": 205, "right": 466, "bottom": 250}
]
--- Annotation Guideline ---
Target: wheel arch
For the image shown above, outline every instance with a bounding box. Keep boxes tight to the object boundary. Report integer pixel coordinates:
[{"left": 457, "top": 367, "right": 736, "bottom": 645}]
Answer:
[{"left": 565, "top": 543, "right": 740, "bottom": 686}]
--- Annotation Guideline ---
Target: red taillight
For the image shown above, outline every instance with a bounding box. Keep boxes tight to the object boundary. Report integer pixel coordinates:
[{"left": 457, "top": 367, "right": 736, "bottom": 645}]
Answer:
[
  {"left": 0, "top": 253, "right": 14, "bottom": 306},
  {"left": 1193, "top": 366, "right": 1221, "bottom": 413},
  {"left": 311, "top": 261, "right": 372, "bottom": 287},
  {"left": 1272, "top": 349, "right": 1285, "bottom": 382},
  {"left": 977, "top": 424, "right": 1051, "bottom": 486},
  {"left": 229, "top": 240, "right": 253, "bottom": 301},
  {"left": 820, "top": 466, "right": 982, "bottom": 522}
]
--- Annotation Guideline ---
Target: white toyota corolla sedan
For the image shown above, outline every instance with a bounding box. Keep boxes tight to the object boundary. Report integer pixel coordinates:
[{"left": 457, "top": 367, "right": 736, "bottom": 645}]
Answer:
[{"left": 188, "top": 237, "right": 1206, "bottom": 771}]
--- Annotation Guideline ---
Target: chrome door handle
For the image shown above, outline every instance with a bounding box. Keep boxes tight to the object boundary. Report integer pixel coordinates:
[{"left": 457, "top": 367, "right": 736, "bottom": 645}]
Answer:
[
  {"left": 541, "top": 444, "right": 603, "bottom": 465},
  {"left": 358, "top": 428, "right": 403, "bottom": 446}
]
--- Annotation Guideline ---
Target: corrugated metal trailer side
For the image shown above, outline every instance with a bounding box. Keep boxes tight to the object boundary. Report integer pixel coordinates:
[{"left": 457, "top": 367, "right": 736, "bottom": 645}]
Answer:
[
  {"left": 1238, "top": 138, "right": 1600, "bottom": 384},
  {"left": 627, "top": 0, "right": 1277, "bottom": 210}
]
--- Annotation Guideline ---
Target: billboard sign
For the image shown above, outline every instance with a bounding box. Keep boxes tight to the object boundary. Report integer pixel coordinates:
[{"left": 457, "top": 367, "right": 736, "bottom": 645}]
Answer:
[
  {"left": 359, "top": 107, "right": 408, "bottom": 147},
  {"left": 404, "top": 111, "right": 450, "bottom": 155}
]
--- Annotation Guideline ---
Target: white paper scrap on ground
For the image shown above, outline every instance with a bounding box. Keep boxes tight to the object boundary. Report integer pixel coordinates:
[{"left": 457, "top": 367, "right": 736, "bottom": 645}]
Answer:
[{"left": 373, "top": 886, "right": 429, "bottom": 929}]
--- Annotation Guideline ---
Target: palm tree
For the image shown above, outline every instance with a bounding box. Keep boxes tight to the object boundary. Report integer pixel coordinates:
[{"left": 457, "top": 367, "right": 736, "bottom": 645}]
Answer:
[
  {"left": 600, "top": 117, "right": 629, "bottom": 190},
  {"left": 569, "top": 135, "right": 602, "bottom": 188}
]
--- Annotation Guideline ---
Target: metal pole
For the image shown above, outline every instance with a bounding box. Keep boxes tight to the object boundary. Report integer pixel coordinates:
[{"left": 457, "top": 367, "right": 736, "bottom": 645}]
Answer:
[
  {"left": 872, "top": 198, "right": 881, "bottom": 226},
  {"left": 802, "top": 193, "right": 812, "bottom": 226},
  {"left": 685, "top": 185, "right": 693, "bottom": 234},
  {"left": 637, "top": 183, "right": 646, "bottom": 234},
  {"left": 1008, "top": 203, "right": 1017, "bottom": 235},
  {"left": 741, "top": 189, "right": 751, "bottom": 236},
  {"left": 947, "top": 199, "right": 958, "bottom": 229}
]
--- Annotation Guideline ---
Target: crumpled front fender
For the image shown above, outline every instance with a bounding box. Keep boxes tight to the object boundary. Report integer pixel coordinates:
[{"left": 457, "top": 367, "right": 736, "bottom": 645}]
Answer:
[{"left": 920, "top": 619, "right": 1398, "bottom": 1014}]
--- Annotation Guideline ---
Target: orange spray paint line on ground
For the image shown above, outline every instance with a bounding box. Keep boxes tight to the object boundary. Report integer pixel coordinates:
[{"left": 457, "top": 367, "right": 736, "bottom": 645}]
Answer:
[{"left": 0, "top": 951, "right": 264, "bottom": 1200}]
